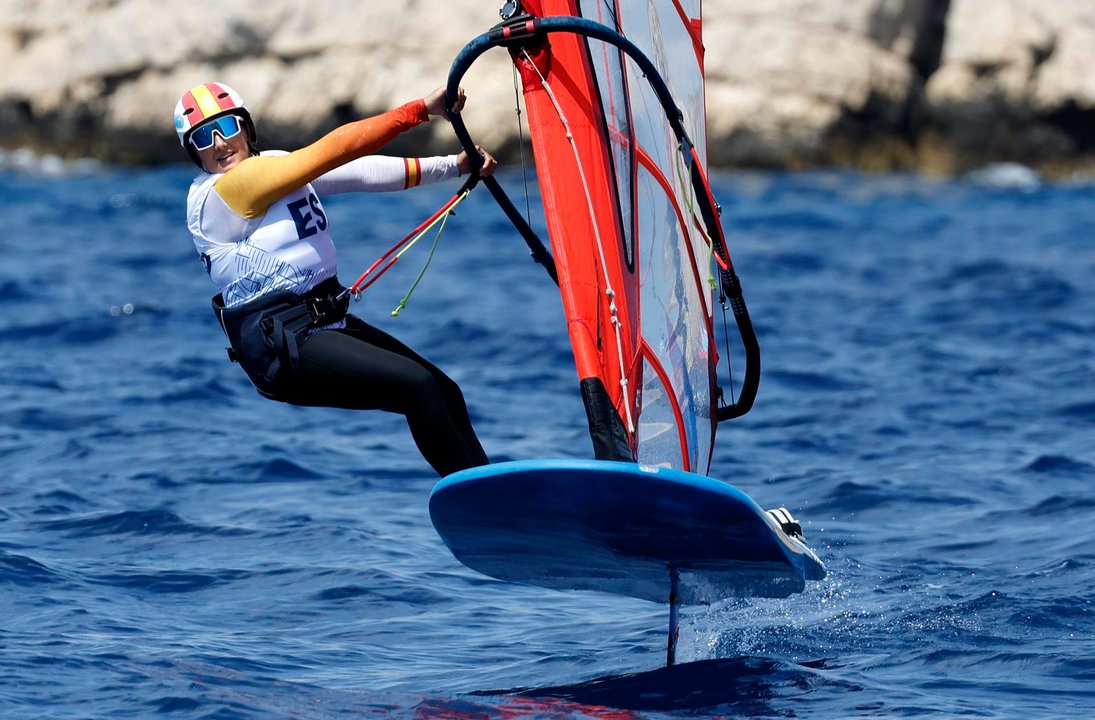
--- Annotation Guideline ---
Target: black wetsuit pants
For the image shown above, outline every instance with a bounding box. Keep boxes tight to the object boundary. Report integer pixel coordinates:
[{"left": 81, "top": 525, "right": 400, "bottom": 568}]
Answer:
[{"left": 278, "top": 314, "right": 489, "bottom": 477}]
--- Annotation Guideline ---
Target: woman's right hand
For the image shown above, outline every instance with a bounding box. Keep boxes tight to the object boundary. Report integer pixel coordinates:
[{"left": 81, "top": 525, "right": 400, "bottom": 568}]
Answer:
[{"left": 425, "top": 85, "right": 466, "bottom": 120}]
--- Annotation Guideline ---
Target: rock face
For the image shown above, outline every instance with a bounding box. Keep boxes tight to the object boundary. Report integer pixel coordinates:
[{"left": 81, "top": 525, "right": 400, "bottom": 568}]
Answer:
[
  {"left": 923, "top": 0, "right": 1095, "bottom": 173},
  {"left": 0, "top": 0, "right": 1092, "bottom": 173}
]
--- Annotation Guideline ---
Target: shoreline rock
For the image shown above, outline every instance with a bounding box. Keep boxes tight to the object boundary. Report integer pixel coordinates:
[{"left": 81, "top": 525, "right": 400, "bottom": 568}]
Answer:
[{"left": 1, "top": 0, "right": 1092, "bottom": 175}]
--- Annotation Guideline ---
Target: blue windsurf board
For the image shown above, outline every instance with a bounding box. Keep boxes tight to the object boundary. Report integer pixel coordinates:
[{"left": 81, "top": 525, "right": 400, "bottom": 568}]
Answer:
[{"left": 429, "top": 459, "right": 825, "bottom": 604}]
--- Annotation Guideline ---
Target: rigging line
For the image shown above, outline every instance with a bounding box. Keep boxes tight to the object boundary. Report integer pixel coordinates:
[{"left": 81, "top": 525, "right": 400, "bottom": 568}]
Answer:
[
  {"left": 594, "top": 0, "right": 623, "bottom": 32},
  {"left": 720, "top": 297, "right": 738, "bottom": 405},
  {"left": 673, "top": 142, "right": 715, "bottom": 289},
  {"left": 512, "top": 62, "right": 534, "bottom": 228},
  {"left": 522, "top": 48, "right": 636, "bottom": 435},
  {"left": 673, "top": 142, "right": 730, "bottom": 274}
]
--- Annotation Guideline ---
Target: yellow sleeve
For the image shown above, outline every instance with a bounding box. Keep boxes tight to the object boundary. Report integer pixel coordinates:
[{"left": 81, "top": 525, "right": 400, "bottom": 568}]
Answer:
[{"left": 214, "top": 99, "right": 430, "bottom": 219}]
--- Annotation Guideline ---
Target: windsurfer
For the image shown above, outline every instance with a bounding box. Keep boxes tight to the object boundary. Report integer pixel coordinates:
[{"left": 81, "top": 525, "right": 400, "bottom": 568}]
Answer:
[{"left": 175, "top": 81, "right": 495, "bottom": 476}]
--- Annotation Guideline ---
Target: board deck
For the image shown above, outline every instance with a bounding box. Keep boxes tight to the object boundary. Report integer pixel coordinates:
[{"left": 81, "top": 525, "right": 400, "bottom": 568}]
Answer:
[{"left": 429, "top": 459, "right": 825, "bottom": 604}]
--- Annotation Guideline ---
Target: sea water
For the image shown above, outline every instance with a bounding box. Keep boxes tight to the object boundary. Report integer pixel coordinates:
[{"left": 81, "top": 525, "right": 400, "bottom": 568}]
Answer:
[{"left": 1, "top": 156, "right": 1092, "bottom": 718}]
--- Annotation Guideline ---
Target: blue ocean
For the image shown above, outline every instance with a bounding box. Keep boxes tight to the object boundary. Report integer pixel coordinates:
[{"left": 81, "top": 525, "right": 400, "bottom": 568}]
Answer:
[{"left": 2, "top": 153, "right": 1092, "bottom": 718}]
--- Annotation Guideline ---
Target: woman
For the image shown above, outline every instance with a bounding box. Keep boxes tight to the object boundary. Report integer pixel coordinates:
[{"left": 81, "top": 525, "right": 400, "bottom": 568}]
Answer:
[{"left": 175, "top": 81, "right": 494, "bottom": 476}]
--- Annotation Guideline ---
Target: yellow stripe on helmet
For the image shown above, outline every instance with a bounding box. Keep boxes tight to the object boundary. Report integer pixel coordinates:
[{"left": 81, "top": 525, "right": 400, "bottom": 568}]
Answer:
[{"left": 189, "top": 83, "right": 224, "bottom": 123}]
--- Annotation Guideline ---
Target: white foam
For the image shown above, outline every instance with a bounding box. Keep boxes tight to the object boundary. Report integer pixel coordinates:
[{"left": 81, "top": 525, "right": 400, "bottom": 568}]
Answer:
[{"left": 965, "top": 162, "right": 1042, "bottom": 191}]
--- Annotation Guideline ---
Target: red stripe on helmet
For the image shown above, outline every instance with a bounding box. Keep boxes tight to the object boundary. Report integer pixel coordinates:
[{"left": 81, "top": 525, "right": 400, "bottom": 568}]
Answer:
[
  {"left": 205, "top": 82, "right": 237, "bottom": 112},
  {"left": 180, "top": 90, "right": 199, "bottom": 124}
]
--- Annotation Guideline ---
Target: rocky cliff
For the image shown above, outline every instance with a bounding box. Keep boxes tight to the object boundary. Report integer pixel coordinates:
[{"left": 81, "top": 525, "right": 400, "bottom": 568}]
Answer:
[{"left": 1, "top": 0, "right": 1092, "bottom": 174}]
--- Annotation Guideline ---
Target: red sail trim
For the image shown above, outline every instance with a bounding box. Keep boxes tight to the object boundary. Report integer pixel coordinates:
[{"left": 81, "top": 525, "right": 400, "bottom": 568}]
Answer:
[
  {"left": 635, "top": 145, "right": 718, "bottom": 470},
  {"left": 635, "top": 146, "right": 714, "bottom": 322},
  {"left": 670, "top": 0, "right": 705, "bottom": 71},
  {"left": 639, "top": 339, "right": 691, "bottom": 472}
]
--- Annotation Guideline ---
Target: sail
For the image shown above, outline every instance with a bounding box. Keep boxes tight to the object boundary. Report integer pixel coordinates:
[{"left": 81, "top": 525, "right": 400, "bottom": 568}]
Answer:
[{"left": 513, "top": 0, "right": 718, "bottom": 473}]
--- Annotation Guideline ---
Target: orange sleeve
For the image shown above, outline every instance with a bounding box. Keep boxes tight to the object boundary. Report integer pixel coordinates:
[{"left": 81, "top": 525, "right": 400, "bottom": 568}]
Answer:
[{"left": 214, "top": 99, "right": 429, "bottom": 219}]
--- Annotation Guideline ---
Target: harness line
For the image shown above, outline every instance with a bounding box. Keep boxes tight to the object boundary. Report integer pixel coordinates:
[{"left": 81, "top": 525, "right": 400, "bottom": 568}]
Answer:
[{"left": 345, "top": 181, "right": 473, "bottom": 312}]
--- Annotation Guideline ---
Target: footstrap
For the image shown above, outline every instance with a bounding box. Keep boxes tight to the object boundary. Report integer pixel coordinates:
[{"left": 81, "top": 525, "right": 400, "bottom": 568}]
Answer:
[{"left": 766, "top": 507, "right": 805, "bottom": 540}]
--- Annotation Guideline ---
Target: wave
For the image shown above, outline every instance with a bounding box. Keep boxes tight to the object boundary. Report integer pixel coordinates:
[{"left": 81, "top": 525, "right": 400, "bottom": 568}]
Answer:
[
  {"left": 765, "top": 369, "right": 868, "bottom": 392},
  {"left": 0, "top": 305, "right": 173, "bottom": 346},
  {"left": 37, "top": 509, "right": 251, "bottom": 538},
  {"left": 0, "top": 278, "right": 35, "bottom": 302},
  {"left": 0, "top": 406, "right": 113, "bottom": 433},
  {"left": 1024, "top": 495, "right": 1095, "bottom": 517},
  {"left": 1021, "top": 455, "right": 1095, "bottom": 476},
  {"left": 816, "top": 480, "right": 892, "bottom": 513},
  {"left": 0, "top": 550, "right": 63, "bottom": 586},
  {"left": 234, "top": 457, "right": 329, "bottom": 483},
  {"left": 936, "top": 260, "right": 1075, "bottom": 313},
  {"left": 87, "top": 568, "right": 248, "bottom": 593},
  {"left": 1053, "top": 401, "right": 1095, "bottom": 424},
  {"left": 173, "top": 457, "right": 333, "bottom": 486},
  {"left": 312, "top": 574, "right": 451, "bottom": 606}
]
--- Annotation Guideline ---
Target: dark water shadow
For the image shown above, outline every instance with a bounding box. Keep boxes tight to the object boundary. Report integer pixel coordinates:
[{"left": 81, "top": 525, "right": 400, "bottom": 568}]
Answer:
[{"left": 474, "top": 656, "right": 856, "bottom": 715}]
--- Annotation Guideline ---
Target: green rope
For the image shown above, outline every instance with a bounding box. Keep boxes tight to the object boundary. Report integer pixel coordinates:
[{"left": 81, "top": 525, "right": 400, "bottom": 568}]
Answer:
[{"left": 390, "top": 198, "right": 462, "bottom": 317}]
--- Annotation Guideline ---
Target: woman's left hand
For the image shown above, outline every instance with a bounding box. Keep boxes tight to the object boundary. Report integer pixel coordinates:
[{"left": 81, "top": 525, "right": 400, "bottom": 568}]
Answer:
[{"left": 457, "top": 146, "right": 497, "bottom": 177}]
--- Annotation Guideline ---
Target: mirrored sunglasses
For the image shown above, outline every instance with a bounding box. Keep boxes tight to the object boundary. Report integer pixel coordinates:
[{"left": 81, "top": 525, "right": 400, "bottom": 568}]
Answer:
[{"left": 189, "top": 115, "right": 243, "bottom": 151}]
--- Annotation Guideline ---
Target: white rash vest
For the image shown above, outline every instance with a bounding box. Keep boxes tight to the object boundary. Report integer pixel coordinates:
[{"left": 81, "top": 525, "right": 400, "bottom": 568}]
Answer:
[{"left": 187, "top": 152, "right": 460, "bottom": 308}]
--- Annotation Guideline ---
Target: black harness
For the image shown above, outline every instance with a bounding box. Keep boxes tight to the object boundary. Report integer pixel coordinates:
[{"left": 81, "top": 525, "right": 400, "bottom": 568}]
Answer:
[{"left": 212, "top": 277, "right": 349, "bottom": 398}]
